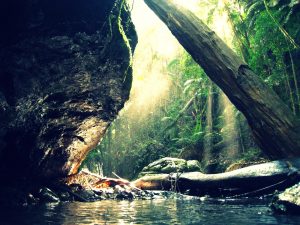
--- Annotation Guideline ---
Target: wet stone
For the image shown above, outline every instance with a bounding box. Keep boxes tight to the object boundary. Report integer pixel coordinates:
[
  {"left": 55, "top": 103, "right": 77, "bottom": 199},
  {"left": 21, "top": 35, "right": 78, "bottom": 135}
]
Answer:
[
  {"left": 56, "top": 191, "right": 72, "bottom": 201},
  {"left": 38, "top": 187, "right": 60, "bottom": 203},
  {"left": 271, "top": 183, "right": 300, "bottom": 214},
  {"left": 75, "top": 189, "right": 101, "bottom": 201},
  {"left": 27, "top": 193, "right": 38, "bottom": 204}
]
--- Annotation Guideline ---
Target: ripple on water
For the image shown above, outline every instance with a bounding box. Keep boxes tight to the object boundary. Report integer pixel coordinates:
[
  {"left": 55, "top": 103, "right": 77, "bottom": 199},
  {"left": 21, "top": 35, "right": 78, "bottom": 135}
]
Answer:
[{"left": 0, "top": 198, "right": 300, "bottom": 225}]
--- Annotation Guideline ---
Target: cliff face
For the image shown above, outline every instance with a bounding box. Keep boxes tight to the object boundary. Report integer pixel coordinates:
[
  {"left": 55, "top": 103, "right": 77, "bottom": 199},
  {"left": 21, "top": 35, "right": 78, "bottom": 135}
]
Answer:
[{"left": 0, "top": 0, "right": 137, "bottom": 179}]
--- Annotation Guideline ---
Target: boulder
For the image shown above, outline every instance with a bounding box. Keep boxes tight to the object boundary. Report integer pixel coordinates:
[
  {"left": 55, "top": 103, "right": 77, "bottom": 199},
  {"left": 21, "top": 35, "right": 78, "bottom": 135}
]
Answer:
[
  {"left": 187, "top": 160, "right": 201, "bottom": 172},
  {"left": 0, "top": 0, "right": 137, "bottom": 179},
  {"left": 271, "top": 182, "right": 300, "bottom": 214},
  {"left": 138, "top": 157, "right": 202, "bottom": 177},
  {"left": 38, "top": 187, "right": 60, "bottom": 203}
]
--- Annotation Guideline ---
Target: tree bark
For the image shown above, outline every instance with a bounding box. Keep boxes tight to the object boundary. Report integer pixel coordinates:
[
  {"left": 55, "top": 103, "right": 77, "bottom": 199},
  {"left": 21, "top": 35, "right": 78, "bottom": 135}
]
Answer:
[{"left": 144, "top": 0, "right": 300, "bottom": 158}]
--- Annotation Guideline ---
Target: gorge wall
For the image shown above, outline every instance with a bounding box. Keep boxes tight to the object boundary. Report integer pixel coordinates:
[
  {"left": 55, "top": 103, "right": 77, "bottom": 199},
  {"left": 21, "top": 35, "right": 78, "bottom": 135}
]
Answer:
[{"left": 0, "top": 0, "right": 137, "bottom": 179}]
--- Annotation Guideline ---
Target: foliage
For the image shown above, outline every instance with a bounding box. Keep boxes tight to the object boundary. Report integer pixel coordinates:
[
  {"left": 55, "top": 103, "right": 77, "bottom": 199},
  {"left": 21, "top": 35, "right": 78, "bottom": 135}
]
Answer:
[
  {"left": 239, "top": 147, "right": 265, "bottom": 162},
  {"left": 82, "top": 0, "right": 300, "bottom": 178},
  {"left": 229, "top": 0, "right": 300, "bottom": 114}
]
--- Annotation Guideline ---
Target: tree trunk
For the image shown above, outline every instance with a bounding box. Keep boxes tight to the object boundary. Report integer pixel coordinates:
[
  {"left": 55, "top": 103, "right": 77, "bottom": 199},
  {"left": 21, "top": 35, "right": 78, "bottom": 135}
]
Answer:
[
  {"left": 133, "top": 158, "right": 300, "bottom": 197},
  {"left": 144, "top": 0, "right": 300, "bottom": 158}
]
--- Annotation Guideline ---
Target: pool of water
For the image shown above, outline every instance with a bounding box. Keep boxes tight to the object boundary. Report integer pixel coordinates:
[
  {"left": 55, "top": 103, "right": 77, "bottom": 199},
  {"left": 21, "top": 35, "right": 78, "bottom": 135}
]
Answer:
[{"left": 1, "top": 197, "right": 299, "bottom": 224}]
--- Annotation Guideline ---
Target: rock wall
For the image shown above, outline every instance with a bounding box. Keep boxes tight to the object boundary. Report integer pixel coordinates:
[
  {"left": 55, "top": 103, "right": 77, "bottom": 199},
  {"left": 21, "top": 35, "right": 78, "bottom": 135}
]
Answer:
[{"left": 0, "top": 0, "right": 137, "bottom": 179}]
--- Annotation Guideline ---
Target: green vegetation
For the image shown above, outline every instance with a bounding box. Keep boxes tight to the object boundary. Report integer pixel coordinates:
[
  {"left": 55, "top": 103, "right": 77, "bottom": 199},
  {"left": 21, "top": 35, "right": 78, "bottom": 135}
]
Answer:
[
  {"left": 83, "top": 0, "right": 300, "bottom": 179},
  {"left": 228, "top": 0, "right": 300, "bottom": 114}
]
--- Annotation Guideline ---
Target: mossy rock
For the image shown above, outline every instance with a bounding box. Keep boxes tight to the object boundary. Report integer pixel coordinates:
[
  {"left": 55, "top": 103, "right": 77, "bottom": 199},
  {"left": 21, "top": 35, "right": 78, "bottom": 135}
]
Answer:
[
  {"left": 187, "top": 160, "right": 201, "bottom": 172},
  {"left": 139, "top": 157, "right": 202, "bottom": 177}
]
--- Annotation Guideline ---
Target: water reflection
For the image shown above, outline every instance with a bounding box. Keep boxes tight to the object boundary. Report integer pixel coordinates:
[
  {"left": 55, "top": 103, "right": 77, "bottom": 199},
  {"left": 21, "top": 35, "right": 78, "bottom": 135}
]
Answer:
[{"left": 1, "top": 198, "right": 300, "bottom": 225}]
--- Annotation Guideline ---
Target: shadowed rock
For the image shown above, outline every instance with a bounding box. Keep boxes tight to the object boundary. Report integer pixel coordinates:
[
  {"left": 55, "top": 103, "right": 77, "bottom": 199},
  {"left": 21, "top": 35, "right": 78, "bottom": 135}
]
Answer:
[
  {"left": 271, "top": 182, "right": 300, "bottom": 214},
  {"left": 0, "top": 0, "right": 137, "bottom": 179}
]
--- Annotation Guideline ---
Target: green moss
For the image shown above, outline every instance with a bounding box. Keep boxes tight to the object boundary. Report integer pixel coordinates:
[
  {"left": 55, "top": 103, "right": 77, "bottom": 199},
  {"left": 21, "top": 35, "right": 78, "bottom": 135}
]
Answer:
[
  {"left": 117, "top": 0, "right": 134, "bottom": 89},
  {"left": 106, "top": 0, "right": 134, "bottom": 91},
  {"left": 117, "top": 0, "right": 133, "bottom": 63}
]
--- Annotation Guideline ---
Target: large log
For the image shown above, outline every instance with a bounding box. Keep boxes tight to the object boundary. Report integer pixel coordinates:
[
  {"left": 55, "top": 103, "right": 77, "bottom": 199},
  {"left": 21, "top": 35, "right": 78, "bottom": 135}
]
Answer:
[
  {"left": 144, "top": 0, "right": 300, "bottom": 158},
  {"left": 133, "top": 158, "right": 300, "bottom": 197}
]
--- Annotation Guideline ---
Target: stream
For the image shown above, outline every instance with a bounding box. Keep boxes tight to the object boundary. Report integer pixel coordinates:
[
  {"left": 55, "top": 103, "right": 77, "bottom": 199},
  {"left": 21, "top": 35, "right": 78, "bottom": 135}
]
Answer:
[{"left": 1, "top": 197, "right": 300, "bottom": 224}]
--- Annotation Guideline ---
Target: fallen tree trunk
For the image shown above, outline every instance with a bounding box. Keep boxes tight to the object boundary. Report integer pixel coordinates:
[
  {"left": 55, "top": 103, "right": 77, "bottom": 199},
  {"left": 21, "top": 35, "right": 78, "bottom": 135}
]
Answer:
[
  {"left": 133, "top": 158, "right": 300, "bottom": 197},
  {"left": 144, "top": 0, "right": 300, "bottom": 158}
]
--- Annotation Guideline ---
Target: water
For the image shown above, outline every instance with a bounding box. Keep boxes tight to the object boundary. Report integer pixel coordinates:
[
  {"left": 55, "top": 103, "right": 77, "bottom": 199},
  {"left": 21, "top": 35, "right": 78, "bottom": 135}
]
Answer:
[{"left": 1, "top": 197, "right": 299, "bottom": 225}]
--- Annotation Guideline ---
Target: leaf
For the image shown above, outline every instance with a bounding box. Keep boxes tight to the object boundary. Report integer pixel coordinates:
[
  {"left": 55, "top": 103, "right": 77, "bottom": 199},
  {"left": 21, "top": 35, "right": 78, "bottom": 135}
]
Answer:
[
  {"left": 161, "top": 116, "right": 173, "bottom": 122},
  {"left": 183, "top": 85, "right": 192, "bottom": 94},
  {"left": 184, "top": 79, "right": 196, "bottom": 87}
]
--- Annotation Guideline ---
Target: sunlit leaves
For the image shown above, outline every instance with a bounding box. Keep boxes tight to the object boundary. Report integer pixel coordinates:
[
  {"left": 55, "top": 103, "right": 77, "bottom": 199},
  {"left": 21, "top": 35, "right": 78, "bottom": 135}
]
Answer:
[{"left": 161, "top": 116, "right": 172, "bottom": 122}]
